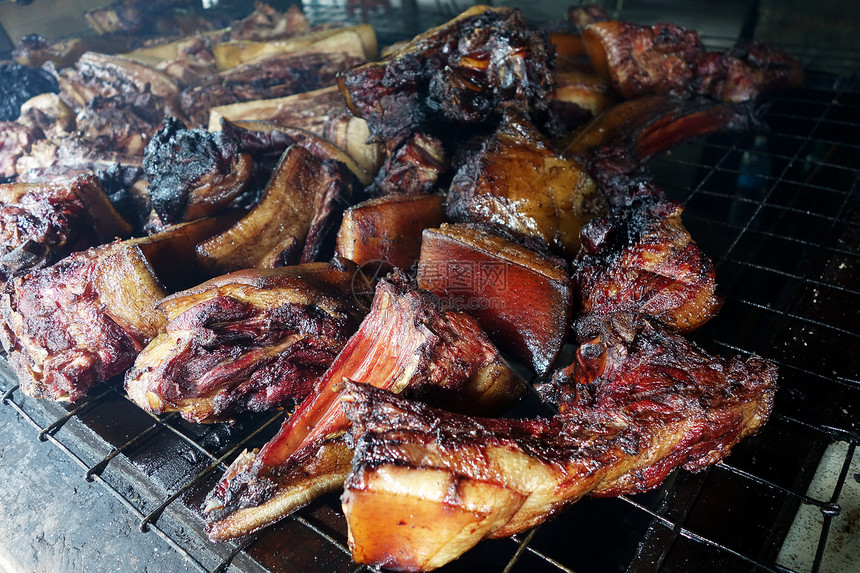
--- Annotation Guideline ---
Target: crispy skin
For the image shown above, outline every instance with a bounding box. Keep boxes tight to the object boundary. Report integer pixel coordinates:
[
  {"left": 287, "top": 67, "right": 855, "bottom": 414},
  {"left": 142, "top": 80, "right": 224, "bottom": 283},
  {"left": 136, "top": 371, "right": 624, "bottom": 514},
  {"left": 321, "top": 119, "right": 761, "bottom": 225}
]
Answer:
[
  {"left": 341, "top": 314, "right": 777, "bottom": 571},
  {"left": 202, "top": 272, "right": 525, "bottom": 540},
  {"left": 573, "top": 197, "right": 721, "bottom": 340},
  {"left": 583, "top": 21, "right": 803, "bottom": 102},
  {"left": 336, "top": 194, "right": 445, "bottom": 269},
  {"left": 338, "top": 6, "right": 556, "bottom": 142},
  {"left": 446, "top": 109, "right": 605, "bottom": 256},
  {"left": 418, "top": 223, "right": 573, "bottom": 375},
  {"left": 125, "top": 261, "right": 370, "bottom": 422},
  {"left": 563, "top": 95, "right": 758, "bottom": 206},
  {"left": 0, "top": 174, "right": 132, "bottom": 280}
]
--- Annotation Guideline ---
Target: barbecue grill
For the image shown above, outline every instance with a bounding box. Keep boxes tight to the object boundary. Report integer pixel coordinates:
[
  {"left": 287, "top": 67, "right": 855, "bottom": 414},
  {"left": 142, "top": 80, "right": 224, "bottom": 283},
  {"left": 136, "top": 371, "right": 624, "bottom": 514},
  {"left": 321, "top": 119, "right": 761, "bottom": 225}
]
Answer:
[{"left": 1, "top": 1, "right": 858, "bottom": 572}]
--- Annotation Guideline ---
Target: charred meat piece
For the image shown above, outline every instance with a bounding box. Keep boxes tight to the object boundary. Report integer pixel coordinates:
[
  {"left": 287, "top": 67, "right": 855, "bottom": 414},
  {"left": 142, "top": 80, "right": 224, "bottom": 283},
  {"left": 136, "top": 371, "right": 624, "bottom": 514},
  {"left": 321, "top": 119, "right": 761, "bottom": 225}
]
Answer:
[
  {"left": 583, "top": 21, "right": 803, "bottom": 102},
  {"left": 181, "top": 51, "right": 365, "bottom": 127},
  {"left": 567, "top": 5, "right": 610, "bottom": 32},
  {"left": 366, "top": 133, "right": 447, "bottom": 197},
  {"left": 125, "top": 260, "right": 371, "bottom": 422},
  {"left": 226, "top": 120, "right": 372, "bottom": 185},
  {"left": 73, "top": 93, "right": 164, "bottom": 158},
  {"left": 563, "top": 95, "right": 758, "bottom": 206},
  {"left": 323, "top": 110, "right": 383, "bottom": 178},
  {"left": 695, "top": 42, "right": 805, "bottom": 103},
  {"left": 418, "top": 223, "right": 572, "bottom": 375},
  {"left": 336, "top": 194, "right": 445, "bottom": 269},
  {"left": 0, "top": 122, "right": 41, "bottom": 181},
  {"left": 58, "top": 52, "right": 181, "bottom": 117},
  {"left": 208, "top": 85, "right": 346, "bottom": 133},
  {"left": 583, "top": 21, "right": 704, "bottom": 99},
  {"left": 213, "top": 25, "right": 375, "bottom": 73},
  {"left": 17, "top": 93, "right": 76, "bottom": 140},
  {"left": 202, "top": 272, "right": 525, "bottom": 540},
  {"left": 550, "top": 66, "right": 612, "bottom": 131},
  {"left": 446, "top": 109, "right": 605, "bottom": 256},
  {"left": 196, "top": 144, "right": 358, "bottom": 275},
  {"left": 0, "top": 63, "right": 60, "bottom": 122},
  {"left": 341, "top": 313, "right": 777, "bottom": 571},
  {"left": 573, "top": 197, "right": 721, "bottom": 340},
  {"left": 84, "top": 0, "right": 218, "bottom": 38},
  {"left": 0, "top": 218, "right": 228, "bottom": 401},
  {"left": 227, "top": 4, "right": 310, "bottom": 42},
  {"left": 338, "top": 6, "right": 556, "bottom": 141},
  {"left": 0, "top": 174, "right": 132, "bottom": 279},
  {"left": 13, "top": 33, "right": 135, "bottom": 68},
  {"left": 143, "top": 117, "right": 253, "bottom": 224}
]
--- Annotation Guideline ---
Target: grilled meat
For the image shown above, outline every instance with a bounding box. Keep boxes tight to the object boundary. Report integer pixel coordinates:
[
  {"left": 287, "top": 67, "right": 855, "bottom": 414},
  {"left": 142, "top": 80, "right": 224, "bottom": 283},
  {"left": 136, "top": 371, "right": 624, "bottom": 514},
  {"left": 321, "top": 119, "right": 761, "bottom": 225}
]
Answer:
[
  {"left": 58, "top": 52, "right": 182, "bottom": 118},
  {"left": 195, "top": 144, "right": 358, "bottom": 274},
  {"left": 573, "top": 197, "right": 721, "bottom": 340},
  {"left": 0, "top": 122, "right": 40, "bottom": 181},
  {"left": 0, "top": 63, "right": 60, "bottom": 122},
  {"left": 0, "top": 218, "right": 227, "bottom": 401},
  {"left": 125, "top": 260, "right": 370, "bottom": 422},
  {"left": 181, "top": 51, "right": 365, "bottom": 127},
  {"left": 366, "top": 133, "right": 447, "bottom": 197},
  {"left": 0, "top": 174, "right": 132, "bottom": 280},
  {"left": 143, "top": 117, "right": 254, "bottom": 224},
  {"left": 202, "top": 272, "right": 525, "bottom": 540},
  {"left": 418, "top": 223, "right": 572, "bottom": 375},
  {"left": 341, "top": 313, "right": 777, "bottom": 571},
  {"left": 336, "top": 194, "right": 445, "bottom": 269},
  {"left": 13, "top": 33, "right": 135, "bottom": 68},
  {"left": 695, "top": 41, "right": 806, "bottom": 103},
  {"left": 446, "top": 108, "right": 606, "bottom": 256},
  {"left": 208, "top": 85, "right": 346, "bottom": 133},
  {"left": 583, "top": 21, "right": 803, "bottom": 102},
  {"left": 338, "top": 6, "right": 556, "bottom": 142},
  {"left": 567, "top": 5, "right": 610, "bottom": 32},
  {"left": 227, "top": 4, "right": 310, "bottom": 42},
  {"left": 563, "top": 95, "right": 758, "bottom": 206}
]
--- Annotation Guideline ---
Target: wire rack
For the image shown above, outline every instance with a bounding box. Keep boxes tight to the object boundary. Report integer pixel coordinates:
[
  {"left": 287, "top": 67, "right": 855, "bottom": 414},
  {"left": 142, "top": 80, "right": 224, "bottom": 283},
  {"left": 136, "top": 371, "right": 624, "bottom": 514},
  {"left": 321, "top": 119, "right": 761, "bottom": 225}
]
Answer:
[{"left": 2, "top": 20, "right": 860, "bottom": 573}]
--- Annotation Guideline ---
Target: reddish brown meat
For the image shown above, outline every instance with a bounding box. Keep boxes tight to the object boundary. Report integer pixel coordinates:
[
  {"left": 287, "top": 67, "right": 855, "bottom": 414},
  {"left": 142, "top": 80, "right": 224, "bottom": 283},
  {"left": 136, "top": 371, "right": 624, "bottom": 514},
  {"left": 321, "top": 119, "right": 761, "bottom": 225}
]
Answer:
[
  {"left": 125, "top": 261, "right": 371, "bottom": 422},
  {"left": 573, "top": 197, "right": 722, "bottom": 340},
  {"left": 366, "top": 133, "right": 447, "bottom": 197},
  {"left": 202, "top": 272, "right": 525, "bottom": 540},
  {"left": 0, "top": 174, "right": 132, "bottom": 280},
  {"left": 340, "top": 313, "right": 777, "bottom": 571},
  {"left": 583, "top": 21, "right": 803, "bottom": 102}
]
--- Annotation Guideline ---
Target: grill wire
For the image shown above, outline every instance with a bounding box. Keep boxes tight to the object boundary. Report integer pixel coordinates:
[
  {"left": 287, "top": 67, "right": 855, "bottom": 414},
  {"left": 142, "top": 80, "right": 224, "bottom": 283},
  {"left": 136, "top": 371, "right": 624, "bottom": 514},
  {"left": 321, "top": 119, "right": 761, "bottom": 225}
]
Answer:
[{"left": 1, "top": 25, "right": 859, "bottom": 573}]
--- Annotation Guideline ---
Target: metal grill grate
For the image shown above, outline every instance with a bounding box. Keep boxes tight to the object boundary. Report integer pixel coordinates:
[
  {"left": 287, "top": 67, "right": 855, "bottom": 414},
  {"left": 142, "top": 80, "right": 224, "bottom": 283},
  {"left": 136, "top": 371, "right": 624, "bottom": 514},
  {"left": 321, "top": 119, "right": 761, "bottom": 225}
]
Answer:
[{"left": 2, "top": 32, "right": 859, "bottom": 573}]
